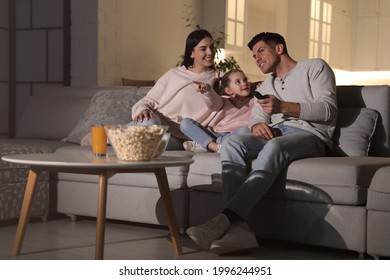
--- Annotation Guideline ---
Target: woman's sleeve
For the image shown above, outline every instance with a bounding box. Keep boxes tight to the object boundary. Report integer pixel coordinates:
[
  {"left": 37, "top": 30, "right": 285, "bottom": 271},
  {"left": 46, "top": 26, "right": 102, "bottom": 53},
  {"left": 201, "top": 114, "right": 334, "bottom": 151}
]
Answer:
[
  {"left": 201, "top": 87, "right": 224, "bottom": 111},
  {"left": 131, "top": 72, "right": 169, "bottom": 119}
]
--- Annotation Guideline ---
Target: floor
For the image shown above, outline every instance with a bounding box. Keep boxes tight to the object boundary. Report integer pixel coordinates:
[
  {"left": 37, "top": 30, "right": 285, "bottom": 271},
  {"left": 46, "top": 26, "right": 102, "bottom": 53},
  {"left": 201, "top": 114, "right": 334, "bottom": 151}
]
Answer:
[{"left": 0, "top": 215, "right": 366, "bottom": 260}]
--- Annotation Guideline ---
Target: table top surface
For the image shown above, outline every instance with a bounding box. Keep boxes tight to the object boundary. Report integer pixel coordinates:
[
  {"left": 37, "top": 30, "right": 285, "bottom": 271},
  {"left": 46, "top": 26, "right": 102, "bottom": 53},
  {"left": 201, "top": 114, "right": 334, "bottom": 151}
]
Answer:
[{"left": 1, "top": 153, "right": 194, "bottom": 169}]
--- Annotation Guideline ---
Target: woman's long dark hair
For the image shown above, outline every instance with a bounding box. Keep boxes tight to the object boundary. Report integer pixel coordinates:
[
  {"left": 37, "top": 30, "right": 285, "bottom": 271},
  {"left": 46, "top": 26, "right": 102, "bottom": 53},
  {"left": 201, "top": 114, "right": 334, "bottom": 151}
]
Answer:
[{"left": 182, "top": 29, "right": 215, "bottom": 69}]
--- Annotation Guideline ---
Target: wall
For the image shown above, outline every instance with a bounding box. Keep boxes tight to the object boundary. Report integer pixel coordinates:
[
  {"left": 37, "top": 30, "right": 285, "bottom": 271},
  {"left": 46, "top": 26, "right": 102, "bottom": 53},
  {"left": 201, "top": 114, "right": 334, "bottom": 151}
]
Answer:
[
  {"left": 2, "top": 0, "right": 388, "bottom": 136},
  {"left": 286, "top": 0, "right": 310, "bottom": 61},
  {"left": 0, "top": 0, "right": 67, "bottom": 136},
  {"left": 80, "top": 0, "right": 379, "bottom": 86},
  {"left": 71, "top": 0, "right": 98, "bottom": 86},
  {"left": 96, "top": 0, "right": 200, "bottom": 86},
  {"left": 95, "top": 0, "right": 292, "bottom": 86},
  {"left": 97, "top": 0, "right": 121, "bottom": 86},
  {"left": 237, "top": 0, "right": 289, "bottom": 82},
  {"left": 0, "top": 0, "right": 8, "bottom": 135}
]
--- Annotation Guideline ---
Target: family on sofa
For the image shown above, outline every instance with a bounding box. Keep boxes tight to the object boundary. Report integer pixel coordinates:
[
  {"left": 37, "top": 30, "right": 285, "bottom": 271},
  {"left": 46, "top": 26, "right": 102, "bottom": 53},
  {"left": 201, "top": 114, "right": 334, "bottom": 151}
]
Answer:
[
  {"left": 125, "top": 29, "right": 339, "bottom": 255},
  {"left": 2, "top": 29, "right": 390, "bottom": 259}
]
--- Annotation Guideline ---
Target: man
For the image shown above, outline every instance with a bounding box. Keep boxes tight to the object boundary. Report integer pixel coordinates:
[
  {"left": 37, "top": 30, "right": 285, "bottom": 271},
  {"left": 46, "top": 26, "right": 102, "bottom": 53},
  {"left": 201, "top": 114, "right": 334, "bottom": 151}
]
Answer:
[{"left": 186, "top": 32, "right": 338, "bottom": 255}]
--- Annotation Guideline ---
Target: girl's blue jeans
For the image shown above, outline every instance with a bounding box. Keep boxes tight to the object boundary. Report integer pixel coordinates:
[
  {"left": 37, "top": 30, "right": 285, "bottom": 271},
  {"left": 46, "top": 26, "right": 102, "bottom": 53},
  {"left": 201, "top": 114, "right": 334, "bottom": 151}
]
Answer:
[{"left": 180, "top": 117, "right": 250, "bottom": 149}]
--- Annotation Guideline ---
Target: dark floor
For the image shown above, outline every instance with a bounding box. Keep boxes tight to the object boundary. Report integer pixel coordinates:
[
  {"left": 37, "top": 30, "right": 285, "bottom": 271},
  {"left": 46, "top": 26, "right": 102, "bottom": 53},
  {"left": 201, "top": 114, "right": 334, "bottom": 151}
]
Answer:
[{"left": 0, "top": 214, "right": 369, "bottom": 260}]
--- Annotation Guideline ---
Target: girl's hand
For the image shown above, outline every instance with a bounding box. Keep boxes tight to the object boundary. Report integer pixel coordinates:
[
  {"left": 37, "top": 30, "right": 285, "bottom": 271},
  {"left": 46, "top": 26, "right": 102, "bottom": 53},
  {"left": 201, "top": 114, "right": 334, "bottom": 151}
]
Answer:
[
  {"left": 133, "top": 109, "right": 153, "bottom": 124},
  {"left": 255, "top": 81, "right": 263, "bottom": 90},
  {"left": 193, "top": 81, "right": 211, "bottom": 93}
]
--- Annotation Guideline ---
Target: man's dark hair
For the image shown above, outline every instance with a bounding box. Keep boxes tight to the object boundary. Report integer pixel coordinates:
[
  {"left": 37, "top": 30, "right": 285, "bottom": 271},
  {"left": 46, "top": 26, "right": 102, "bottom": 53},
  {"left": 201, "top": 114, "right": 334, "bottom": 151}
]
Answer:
[{"left": 247, "top": 32, "right": 288, "bottom": 54}]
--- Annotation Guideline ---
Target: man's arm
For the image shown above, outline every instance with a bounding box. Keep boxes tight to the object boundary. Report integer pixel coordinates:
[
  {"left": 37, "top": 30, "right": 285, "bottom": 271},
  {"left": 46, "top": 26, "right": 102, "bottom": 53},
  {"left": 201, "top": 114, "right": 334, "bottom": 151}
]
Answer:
[
  {"left": 250, "top": 96, "right": 300, "bottom": 140},
  {"left": 257, "top": 95, "right": 301, "bottom": 117}
]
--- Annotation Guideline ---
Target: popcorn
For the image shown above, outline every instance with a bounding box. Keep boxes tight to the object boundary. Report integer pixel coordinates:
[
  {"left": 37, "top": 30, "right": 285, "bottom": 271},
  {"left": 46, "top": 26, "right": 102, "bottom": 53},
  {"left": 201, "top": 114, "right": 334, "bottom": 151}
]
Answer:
[{"left": 107, "top": 125, "right": 167, "bottom": 161}]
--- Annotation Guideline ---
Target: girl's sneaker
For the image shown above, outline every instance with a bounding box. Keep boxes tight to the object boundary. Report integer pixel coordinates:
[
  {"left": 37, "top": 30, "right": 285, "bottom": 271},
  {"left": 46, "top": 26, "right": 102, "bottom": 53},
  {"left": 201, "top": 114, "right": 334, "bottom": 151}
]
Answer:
[{"left": 183, "top": 141, "right": 207, "bottom": 153}]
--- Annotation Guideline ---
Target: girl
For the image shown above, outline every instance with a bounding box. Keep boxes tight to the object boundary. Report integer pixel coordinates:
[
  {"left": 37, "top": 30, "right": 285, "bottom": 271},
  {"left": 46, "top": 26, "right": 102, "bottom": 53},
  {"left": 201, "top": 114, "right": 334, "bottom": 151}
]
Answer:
[{"left": 180, "top": 69, "right": 255, "bottom": 152}]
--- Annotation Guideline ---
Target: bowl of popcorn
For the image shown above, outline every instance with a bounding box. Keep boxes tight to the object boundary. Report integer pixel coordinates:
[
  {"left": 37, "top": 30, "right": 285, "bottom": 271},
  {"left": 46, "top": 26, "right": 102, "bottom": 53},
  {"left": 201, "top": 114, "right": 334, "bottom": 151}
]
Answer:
[{"left": 106, "top": 125, "right": 169, "bottom": 161}]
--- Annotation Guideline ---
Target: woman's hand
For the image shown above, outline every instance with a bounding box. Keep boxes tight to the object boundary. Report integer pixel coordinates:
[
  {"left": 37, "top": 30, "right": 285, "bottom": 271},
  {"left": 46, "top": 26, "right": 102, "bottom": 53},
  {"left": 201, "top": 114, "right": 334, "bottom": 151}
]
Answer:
[
  {"left": 133, "top": 109, "right": 153, "bottom": 124},
  {"left": 193, "top": 81, "right": 211, "bottom": 94}
]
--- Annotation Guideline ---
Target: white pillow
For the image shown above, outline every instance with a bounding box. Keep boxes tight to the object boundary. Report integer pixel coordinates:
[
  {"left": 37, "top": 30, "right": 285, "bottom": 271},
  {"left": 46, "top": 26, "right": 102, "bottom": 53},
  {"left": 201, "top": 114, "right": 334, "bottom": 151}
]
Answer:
[
  {"left": 331, "top": 108, "right": 378, "bottom": 156},
  {"left": 61, "top": 89, "right": 145, "bottom": 144}
]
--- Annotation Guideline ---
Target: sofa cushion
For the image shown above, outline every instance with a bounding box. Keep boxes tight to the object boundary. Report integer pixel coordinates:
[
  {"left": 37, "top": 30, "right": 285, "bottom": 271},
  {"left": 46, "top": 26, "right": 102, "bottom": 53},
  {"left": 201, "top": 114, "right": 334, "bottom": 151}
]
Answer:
[
  {"left": 331, "top": 108, "right": 378, "bottom": 156},
  {"left": 62, "top": 88, "right": 145, "bottom": 144},
  {"left": 336, "top": 85, "right": 390, "bottom": 157},
  {"left": 270, "top": 156, "right": 390, "bottom": 205},
  {"left": 187, "top": 153, "right": 223, "bottom": 187},
  {"left": 187, "top": 153, "right": 390, "bottom": 205},
  {"left": 367, "top": 166, "right": 390, "bottom": 212},
  {"left": 16, "top": 96, "right": 91, "bottom": 140},
  {"left": 0, "top": 138, "right": 75, "bottom": 153}
]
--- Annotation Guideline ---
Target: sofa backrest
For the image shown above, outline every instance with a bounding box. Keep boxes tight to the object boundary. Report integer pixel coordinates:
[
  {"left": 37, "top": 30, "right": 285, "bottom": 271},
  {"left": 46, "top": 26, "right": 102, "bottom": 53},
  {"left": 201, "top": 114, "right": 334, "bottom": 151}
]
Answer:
[
  {"left": 15, "top": 86, "right": 150, "bottom": 141},
  {"left": 16, "top": 84, "right": 390, "bottom": 156},
  {"left": 336, "top": 85, "right": 390, "bottom": 157}
]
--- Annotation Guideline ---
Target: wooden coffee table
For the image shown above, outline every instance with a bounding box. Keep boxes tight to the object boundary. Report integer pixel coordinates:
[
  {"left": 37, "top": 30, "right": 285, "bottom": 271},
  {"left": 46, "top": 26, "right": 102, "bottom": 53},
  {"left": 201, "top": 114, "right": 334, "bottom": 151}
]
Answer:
[{"left": 1, "top": 153, "right": 193, "bottom": 259}]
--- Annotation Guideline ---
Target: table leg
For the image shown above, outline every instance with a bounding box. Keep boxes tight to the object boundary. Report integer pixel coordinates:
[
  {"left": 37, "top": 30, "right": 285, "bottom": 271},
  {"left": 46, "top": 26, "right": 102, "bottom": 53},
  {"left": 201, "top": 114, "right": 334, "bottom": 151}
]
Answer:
[
  {"left": 13, "top": 169, "right": 40, "bottom": 256},
  {"left": 154, "top": 168, "right": 182, "bottom": 256},
  {"left": 95, "top": 172, "right": 108, "bottom": 260}
]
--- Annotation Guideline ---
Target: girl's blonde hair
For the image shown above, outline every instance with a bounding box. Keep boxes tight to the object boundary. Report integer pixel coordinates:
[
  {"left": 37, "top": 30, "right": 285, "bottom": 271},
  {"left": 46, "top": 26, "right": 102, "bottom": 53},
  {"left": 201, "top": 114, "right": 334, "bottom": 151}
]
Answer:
[{"left": 212, "top": 69, "right": 246, "bottom": 96}]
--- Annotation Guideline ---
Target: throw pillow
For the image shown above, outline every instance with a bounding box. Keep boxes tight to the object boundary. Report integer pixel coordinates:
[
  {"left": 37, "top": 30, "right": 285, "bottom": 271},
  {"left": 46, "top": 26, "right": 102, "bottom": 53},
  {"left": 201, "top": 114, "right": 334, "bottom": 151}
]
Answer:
[
  {"left": 62, "top": 89, "right": 144, "bottom": 144},
  {"left": 331, "top": 108, "right": 378, "bottom": 156}
]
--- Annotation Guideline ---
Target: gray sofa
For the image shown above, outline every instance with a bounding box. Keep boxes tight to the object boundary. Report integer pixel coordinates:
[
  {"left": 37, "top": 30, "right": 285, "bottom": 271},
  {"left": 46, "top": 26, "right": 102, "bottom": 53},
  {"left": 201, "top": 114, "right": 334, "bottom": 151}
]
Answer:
[
  {"left": 187, "top": 85, "right": 390, "bottom": 258},
  {"left": 0, "top": 85, "right": 194, "bottom": 227},
  {"left": 1, "top": 84, "right": 390, "bottom": 259}
]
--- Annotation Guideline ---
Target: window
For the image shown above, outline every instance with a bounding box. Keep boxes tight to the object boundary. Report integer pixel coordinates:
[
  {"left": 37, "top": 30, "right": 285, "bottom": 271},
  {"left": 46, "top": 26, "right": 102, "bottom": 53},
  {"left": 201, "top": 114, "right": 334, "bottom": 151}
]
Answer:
[
  {"left": 309, "top": 0, "right": 332, "bottom": 61},
  {"left": 226, "top": 0, "right": 245, "bottom": 48}
]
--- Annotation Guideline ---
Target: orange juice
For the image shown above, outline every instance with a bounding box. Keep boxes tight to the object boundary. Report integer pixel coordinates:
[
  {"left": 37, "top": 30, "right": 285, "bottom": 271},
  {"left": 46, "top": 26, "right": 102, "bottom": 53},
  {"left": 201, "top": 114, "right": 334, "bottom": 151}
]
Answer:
[{"left": 91, "top": 124, "right": 107, "bottom": 157}]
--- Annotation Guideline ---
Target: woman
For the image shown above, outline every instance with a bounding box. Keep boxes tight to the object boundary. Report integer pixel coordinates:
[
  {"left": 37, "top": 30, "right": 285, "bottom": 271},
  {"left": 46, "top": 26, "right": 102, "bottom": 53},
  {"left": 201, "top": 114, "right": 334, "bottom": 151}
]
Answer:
[{"left": 131, "top": 29, "right": 219, "bottom": 150}]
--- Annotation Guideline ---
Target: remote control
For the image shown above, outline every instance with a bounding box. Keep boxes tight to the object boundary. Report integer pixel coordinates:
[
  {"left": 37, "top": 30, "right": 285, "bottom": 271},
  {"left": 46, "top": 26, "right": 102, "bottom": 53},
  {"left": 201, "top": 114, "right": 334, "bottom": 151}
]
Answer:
[{"left": 251, "top": 91, "right": 266, "bottom": 99}]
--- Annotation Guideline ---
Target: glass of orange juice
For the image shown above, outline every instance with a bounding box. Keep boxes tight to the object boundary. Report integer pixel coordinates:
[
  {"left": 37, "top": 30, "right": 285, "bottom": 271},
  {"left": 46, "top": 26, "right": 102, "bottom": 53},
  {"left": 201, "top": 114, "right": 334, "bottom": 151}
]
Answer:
[{"left": 91, "top": 124, "right": 107, "bottom": 157}]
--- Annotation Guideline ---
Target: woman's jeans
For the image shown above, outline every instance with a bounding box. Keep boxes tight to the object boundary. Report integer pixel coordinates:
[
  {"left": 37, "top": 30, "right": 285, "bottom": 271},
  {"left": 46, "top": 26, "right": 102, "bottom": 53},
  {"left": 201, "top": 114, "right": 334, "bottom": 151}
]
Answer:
[
  {"left": 180, "top": 117, "right": 250, "bottom": 148},
  {"left": 220, "top": 124, "right": 327, "bottom": 220}
]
